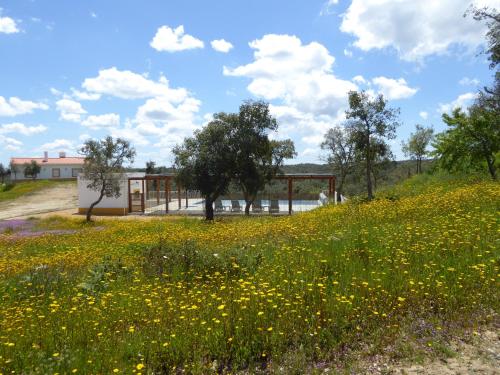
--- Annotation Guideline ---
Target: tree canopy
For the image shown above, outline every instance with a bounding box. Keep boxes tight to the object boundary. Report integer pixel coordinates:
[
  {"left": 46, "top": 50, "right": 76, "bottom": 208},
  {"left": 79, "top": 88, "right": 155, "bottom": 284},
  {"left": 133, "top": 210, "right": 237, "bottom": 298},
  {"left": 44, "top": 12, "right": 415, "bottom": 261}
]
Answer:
[
  {"left": 402, "top": 125, "right": 434, "bottom": 174},
  {"left": 80, "top": 136, "right": 136, "bottom": 221},
  {"left": 345, "top": 91, "right": 400, "bottom": 200},
  {"left": 173, "top": 115, "right": 235, "bottom": 220}
]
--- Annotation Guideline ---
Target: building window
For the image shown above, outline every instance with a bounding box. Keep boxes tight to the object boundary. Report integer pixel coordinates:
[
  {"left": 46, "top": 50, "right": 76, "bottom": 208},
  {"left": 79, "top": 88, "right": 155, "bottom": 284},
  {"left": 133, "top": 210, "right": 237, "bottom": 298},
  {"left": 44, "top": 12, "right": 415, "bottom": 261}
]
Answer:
[
  {"left": 72, "top": 168, "right": 82, "bottom": 177},
  {"left": 52, "top": 168, "right": 61, "bottom": 178}
]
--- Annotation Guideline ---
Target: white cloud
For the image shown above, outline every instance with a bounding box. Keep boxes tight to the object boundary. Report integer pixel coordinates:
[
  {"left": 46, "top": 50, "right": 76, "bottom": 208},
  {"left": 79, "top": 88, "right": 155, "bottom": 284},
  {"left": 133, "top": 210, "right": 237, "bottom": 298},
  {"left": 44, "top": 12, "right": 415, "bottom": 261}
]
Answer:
[
  {"left": 0, "top": 96, "right": 49, "bottom": 117},
  {"left": 79, "top": 133, "right": 92, "bottom": 142},
  {"left": 211, "top": 39, "right": 233, "bottom": 53},
  {"left": 81, "top": 113, "right": 120, "bottom": 129},
  {"left": 438, "top": 92, "right": 478, "bottom": 113},
  {"left": 224, "top": 34, "right": 357, "bottom": 117},
  {"left": 320, "top": 0, "right": 340, "bottom": 16},
  {"left": 82, "top": 67, "right": 188, "bottom": 101},
  {"left": 352, "top": 75, "right": 367, "bottom": 85},
  {"left": 0, "top": 134, "right": 22, "bottom": 151},
  {"left": 110, "top": 119, "right": 150, "bottom": 146},
  {"left": 340, "top": 0, "right": 497, "bottom": 62},
  {"left": 150, "top": 25, "right": 204, "bottom": 52},
  {"left": 71, "top": 89, "right": 101, "bottom": 101},
  {"left": 39, "top": 139, "right": 76, "bottom": 151},
  {"left": 419, "top": 111, "right": 429, "bottom": 120},
  {"left": 459, "top": 77, "right": 480, "bottom": 86},
  {"left": 56, "top": 99, "right": 86, "bottom": 122},
  {"left": 0, "top": 122, "right": 47, "bottom": 136},
  {"left": 0, "top": 11, "right": 19, "bottom": 34},
  {"left": 372, "top": 76, "right": 418, "bottom": 100},
  {"left": 343, "top": 49, "right": 353, "bottom": 57}
]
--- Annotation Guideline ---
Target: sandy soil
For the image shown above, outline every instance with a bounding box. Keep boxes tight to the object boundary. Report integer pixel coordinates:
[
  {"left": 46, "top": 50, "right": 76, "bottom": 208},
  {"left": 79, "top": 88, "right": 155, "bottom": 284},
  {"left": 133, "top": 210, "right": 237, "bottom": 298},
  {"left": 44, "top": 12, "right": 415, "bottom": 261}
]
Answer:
[
  {"left": 0, "top": 183, "right": 79, "bottom": 220},
  {"left": 362, "top": 328, "right": 500, "bottom": 374}
]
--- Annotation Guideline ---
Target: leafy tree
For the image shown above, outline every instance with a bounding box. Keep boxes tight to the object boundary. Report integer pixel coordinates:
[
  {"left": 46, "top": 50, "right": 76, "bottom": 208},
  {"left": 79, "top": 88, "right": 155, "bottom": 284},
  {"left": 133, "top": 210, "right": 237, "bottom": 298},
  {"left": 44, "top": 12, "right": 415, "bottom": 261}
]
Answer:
[
  {"left": 0, "top": 163, "right": 5, "bottom": 183},
  {"left": 173, "top": 115, "right": 235, "bottom": 220},
  {"left": 230, "top": 101, "right": 296, "bottom": 215},
  {"left": 23, "top": 160, "right": 41, "bottom": 180},
  {"left": 433, "top": 106, "right": 499, "bottom": 179},
  {"left": 9, "top": 160, "right": 18, "bottom": 180},
  {"left": 467, "top": 6, "right": 499, "bottom": 70},
  {"left": 80, "top": 136, "right": 136, "bottom": 222},
  {"left": 145, "top": 160, "right": 157, "bottom": 175},
  {"left": 321, "top": 124, "right": 356, "bottom": 199},
  {"left": 402, "top": 125, "right": 434, "bottom": 174},
  {"left": 345, "top": 91, "right": 400, "bottom": 200}
]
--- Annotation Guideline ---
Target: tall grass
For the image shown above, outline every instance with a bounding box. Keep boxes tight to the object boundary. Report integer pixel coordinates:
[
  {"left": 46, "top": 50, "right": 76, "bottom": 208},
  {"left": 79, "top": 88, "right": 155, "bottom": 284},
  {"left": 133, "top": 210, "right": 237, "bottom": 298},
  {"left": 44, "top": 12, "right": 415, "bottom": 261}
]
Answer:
[{"left": 0, "top": 174, "right": 498, "bottom": 373}]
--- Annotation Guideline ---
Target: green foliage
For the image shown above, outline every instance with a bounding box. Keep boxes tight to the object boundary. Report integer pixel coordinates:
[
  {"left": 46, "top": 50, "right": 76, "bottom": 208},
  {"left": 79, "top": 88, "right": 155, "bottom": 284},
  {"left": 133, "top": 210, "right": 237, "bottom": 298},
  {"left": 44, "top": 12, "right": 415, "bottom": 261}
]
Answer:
[
  {"left": 345, "top": 91, "right": 401, "bottom": 200},
  {"left": 23, "top": 160, "right": 41, "bottom": 180},
  {"left": 402, "top": 125, "right": 434, "bottom": 174},
  {"left": 145, "top": 160, "right": 157, "bottom": 174},
  {"left": 321, "top": 125, "right": 356, "bottom": 196},
  {"left": 173, "top": 115, "right": 235, "bottom": 220},
  {"left": 80, "top": 136, "right": 136, "bottom": 221},
  {"left": 433, "top": 107, "right": 499, "bottom": 179},
  {"left": 231, "top": 100, "right": 296, "bottom": 214}
]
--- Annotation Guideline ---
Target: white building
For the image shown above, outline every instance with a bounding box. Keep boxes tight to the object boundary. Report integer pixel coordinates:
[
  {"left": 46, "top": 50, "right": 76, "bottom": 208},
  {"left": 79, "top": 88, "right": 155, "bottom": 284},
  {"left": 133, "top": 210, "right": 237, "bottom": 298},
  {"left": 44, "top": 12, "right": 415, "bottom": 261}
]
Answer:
[
  {"left": 78, "top": 172, "right": 145, "bottom": 216},
  {"left": 10, "top": 151, "right": 85, "bottom": 181}
]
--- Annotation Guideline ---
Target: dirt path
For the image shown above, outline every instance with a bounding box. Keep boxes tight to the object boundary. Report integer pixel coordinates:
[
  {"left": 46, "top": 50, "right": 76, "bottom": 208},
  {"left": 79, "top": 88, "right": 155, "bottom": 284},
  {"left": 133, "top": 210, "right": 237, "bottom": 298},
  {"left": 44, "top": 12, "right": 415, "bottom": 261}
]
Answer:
[
  {"left": 0, "top": 183, "right": 78, "bottom": 220},
  {"left": 361, "top": 328, "right": 500, "bottom": 374}
]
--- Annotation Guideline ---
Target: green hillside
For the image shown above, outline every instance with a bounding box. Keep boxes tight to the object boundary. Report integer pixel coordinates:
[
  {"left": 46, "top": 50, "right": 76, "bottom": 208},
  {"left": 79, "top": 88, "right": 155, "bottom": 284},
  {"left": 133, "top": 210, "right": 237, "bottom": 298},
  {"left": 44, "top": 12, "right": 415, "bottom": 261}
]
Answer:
[{"left": 0, "top": 172, "right": 498, "bottom": 373}]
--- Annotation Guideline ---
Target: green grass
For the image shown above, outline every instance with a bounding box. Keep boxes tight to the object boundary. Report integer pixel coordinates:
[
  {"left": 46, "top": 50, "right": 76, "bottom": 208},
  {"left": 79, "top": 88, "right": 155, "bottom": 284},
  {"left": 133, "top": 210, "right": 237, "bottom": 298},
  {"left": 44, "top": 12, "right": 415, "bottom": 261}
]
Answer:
[
  {"left": 0, "top": 179, "right": 75, "bottom": 202},
  {"left": 0, "top": 173, "right": 498, "bottom": 373}
]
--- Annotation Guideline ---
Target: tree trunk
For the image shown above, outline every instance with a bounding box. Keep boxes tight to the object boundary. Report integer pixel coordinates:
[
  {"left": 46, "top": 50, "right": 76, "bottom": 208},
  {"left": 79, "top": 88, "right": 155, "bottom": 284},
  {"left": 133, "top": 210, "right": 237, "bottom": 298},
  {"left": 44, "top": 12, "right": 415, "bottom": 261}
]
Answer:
[
  {"left": 485, "top": 155, "right": 497, "bottom": 180},
  {"left": 86, "top": 185, "right": 106, "bottom": 222},
  {"left": 366, "top": 149, "right": 373, "bottom": 200},
  {"left": 205, "top": 197, "right": 214, "bottom": 220},
  {"left": 86, "top": 192, "right": 105, "bottom": 222},
  {"left": 366, "top": 133, "right": 373, "bottom": 201}
]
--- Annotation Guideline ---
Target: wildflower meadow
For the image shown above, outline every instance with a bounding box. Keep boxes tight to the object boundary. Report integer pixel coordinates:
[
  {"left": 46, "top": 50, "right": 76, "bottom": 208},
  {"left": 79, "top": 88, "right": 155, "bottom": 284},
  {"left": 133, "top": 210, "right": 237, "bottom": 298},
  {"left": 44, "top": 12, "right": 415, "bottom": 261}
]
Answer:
[{"left": 0, "top": 174, "right": 498, "bottom": 373}]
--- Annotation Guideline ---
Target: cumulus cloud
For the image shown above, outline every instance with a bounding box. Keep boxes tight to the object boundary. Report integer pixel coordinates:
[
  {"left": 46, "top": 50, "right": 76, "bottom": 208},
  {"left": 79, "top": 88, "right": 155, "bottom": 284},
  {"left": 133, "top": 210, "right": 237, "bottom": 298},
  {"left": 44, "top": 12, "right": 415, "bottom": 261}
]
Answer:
[
  {"left": 340, "top": 0, "right": 496, "bottom": 62},
  {"left": 419, "top": 111, "right": 429, "bottom": 120},
  {"left": 82, "top": 67, "right": 188, "bottom": 101},
  {"left": 0, "top": 134, "right": 22, "bottom": 151},
  {"left": 0, "top": 10, "right": 19, "bottom": 34},
  {"left": 459, "top": 77, "right": 480, "bottom": 86},
  {"left": 81, "top": 113, "right": 120, "bottom": 129},
  {"left": 56, "top": 99, "right": 87, "bottom": 122},
  {"left": 71, "top": 89, "right": 101, "bottom": 101},
  {"left": 372, "top": 76, "right": 418, "bottom": 100},
  {"left": 0, "top": 122, "right": 47, "bottom": 136},
  {"left": 211, "top": 39, "right": 233, "bottom": 53},
  {"left": 438, "top": 92, "right": 478, "bottom": 113},
  {"left": 150, "top": 25, "right": 204, "bottom": 52},
  {"left": 224, "top": 34, "right": 357, "bottom": 117},
  {"left": 0, "top": 96, "right": 49, "bottom": 117},
  {"left": 39, "top": 139, "right": 76, "bottom": 151}
]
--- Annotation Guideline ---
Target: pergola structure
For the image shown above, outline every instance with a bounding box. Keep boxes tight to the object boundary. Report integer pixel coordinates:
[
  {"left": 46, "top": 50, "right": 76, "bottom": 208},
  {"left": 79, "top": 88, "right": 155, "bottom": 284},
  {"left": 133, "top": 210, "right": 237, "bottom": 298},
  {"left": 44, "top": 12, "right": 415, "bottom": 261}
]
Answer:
[
  {"left": 274, "top": 174, "right": 336, "bottom": 215},
  {"left": 127, "top": 173, "right": 336, "bottom": 215}
]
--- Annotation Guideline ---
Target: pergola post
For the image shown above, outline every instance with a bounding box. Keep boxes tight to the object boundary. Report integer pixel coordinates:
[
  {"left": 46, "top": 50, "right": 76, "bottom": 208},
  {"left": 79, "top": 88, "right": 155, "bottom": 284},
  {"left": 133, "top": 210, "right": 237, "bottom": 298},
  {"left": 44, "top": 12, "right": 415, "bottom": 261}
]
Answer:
[
  {"left": 156, "top": 178, "right": 160, "bottom": 205},
  {"left": 165, "top": 178, "right": 170, "bottom": 213},
  {"left": 141, "top": 179, "right": 145, "bottom": 213},
  {"left": 288, "top": 178, "right": 293, "bottom": 215},
  {"left": 185, "top": 188, "right": 188, "bottom": 208},
  {"left": 178, "top": 183, "right": 182, "bottom": 210},
  {"left": 127, "top": 179, "right": 131, "bottom": 213}
]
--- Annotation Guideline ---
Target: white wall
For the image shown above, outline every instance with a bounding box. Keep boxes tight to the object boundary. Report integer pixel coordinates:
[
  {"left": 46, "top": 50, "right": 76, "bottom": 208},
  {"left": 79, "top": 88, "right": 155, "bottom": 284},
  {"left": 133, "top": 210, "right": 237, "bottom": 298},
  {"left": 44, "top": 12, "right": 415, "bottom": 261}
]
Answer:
[
  {"left": 78, "top": 173, "right": 145, "bottom": 209},
  {"left": 11, "top": 164, "right": 83, "bottom": 181}
]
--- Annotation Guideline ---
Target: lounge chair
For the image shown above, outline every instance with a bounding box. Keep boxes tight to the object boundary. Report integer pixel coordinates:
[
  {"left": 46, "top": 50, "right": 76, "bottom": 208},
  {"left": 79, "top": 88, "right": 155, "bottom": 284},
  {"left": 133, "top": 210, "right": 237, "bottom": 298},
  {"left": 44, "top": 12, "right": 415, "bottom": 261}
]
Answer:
[
  {"left": 252, "top": 200, "right": 263, "bottom": 213},
  {"left": 231, "top": 200, "right": 242, "bottom": 212},
  {"left": 269, "top": 199, "right": 280, "bottom": 214},
  {"left": 214, "top": 199, "right": 225, "bottom": 212}
]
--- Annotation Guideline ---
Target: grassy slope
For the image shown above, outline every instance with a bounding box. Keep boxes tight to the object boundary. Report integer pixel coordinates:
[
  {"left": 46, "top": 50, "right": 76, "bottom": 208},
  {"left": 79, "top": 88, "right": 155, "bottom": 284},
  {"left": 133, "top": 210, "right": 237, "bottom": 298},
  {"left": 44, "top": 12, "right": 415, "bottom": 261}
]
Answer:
[
  {"left": 0, "top": 180, "right": 74, "bottom": 203},
  {"left": 0, "top": 173, "right": 498, "bottom": 373}
]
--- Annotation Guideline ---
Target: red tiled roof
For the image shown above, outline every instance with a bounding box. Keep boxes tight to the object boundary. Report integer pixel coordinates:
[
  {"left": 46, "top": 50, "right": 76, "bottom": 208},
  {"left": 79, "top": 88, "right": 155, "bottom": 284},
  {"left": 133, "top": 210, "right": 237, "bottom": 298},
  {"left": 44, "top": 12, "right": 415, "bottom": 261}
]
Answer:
[{"left": 11, "top": 157, "right": 85, "bottom": 165}]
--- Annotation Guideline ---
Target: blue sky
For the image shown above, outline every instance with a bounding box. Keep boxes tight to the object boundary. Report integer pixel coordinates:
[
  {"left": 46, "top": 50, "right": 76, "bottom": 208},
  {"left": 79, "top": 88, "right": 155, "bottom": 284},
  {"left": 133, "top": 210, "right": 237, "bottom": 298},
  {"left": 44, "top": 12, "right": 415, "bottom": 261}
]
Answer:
[{"left": 0, "top": 0, "right": 496, "bottom": 167}]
